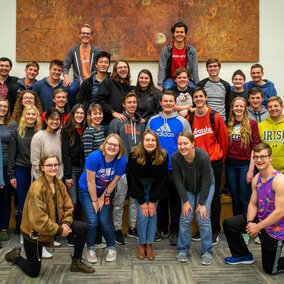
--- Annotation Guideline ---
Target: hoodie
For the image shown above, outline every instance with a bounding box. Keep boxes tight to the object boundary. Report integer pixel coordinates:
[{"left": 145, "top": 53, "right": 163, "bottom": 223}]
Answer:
[
  {"left": 146, "top": 111, "right": 191, "bottom": 170},
  {"left": 248, "top": 106, "right": 269, "bottom": 123},
  {"left": 108, "top": 111, "right": 145, "bottom": 157},
  {"left": 244, "top": 79, "right": 277, "bottom": 106},
  {"left": 258, "top": 116, "right": 284, "bottom": 172}
]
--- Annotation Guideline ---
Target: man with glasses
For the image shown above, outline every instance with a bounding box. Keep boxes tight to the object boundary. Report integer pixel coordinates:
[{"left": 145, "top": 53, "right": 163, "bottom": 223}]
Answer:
[
  {"left": 63, "top": 24, "right": 101, "bottom": 108},
  {"left": 197, "top": 58, "right": 231, "bottom": 122},
  {"left": 223, "top": 143, "right": 284, "bottom": 275}
]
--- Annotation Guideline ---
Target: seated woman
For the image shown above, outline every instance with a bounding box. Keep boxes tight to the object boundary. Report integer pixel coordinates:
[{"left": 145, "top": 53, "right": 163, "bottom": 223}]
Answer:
[
  {"left": 4, "top": 154, "right": 95, "bottom": 277},
  {"left": 172, "top": 132, "right": 215, "bottom": 265},
  {"left": 126, "top": 129, "right": 168, "bottom": 260},
  {"left": 78, "top": 134, "right": 127, "bottom": 263}
]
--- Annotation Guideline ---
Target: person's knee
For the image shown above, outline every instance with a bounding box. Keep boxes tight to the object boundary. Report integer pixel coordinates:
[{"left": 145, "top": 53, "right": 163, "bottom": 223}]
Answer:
[
  {"left": 29, "top": 266, "right": 41, "bottom": 278},
  {"left": 86, "top": 216, "right": 98, "bottom": 228}
]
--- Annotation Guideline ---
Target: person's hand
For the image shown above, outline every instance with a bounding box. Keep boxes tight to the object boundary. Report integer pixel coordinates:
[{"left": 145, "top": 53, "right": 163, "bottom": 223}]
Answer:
[
  {"left": 179, "top": 109, "right": 188, "bottom": 118},
  {"left": 246, "top": 222, "right": 261, "bottom": 237},
  {"left": 112, "top": 112, "right": 127, "bottom": 121},
  {"left": 196, "top": 204, "right": 207, "bottom": 220},
  {"left": 97, "top": 196, "right": 105, "bottom": 211},
  {"left": 65, "top": 178, "right": 73, "bottom": 190},
  {"left": 182, "top": 201, "right": 193, "bottom": 217},
  {"left": 10, "top": 178, "right": 17, "bottom": 189},
  {"left": 140, "top": 203, "right": 149, "bottom": 217},
  {"left": 246, "top": 170, "right": 254, "bottom": 184},
  {"left": 61, "top": 224, "right": 72, "bottom": 236},
  {"left": 63, "top": 78, "right": 71, "bottom": 87},
  {"left": 139, "top": 118, "right": 146, "bottom": 124},
  {"left": 92, "top": 200, "right": 100, "bottom": 213},
  {"left": 148, "top": 202, "right": 156, "bottom": 217},
  {"left": 158, "top": 86, "right": 163, "bottom": 92}
]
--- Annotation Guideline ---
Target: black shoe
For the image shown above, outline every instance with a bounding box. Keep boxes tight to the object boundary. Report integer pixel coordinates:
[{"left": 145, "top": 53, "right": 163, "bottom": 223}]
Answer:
[
  {"left": 154, "top": 231, "right": 162, "bottom": 242},
  {"left": 5, "top": 247, "right": 21, "bottom": 264},
  {"left": 127, "top": 228, "right": 138, "bottom": 239},
  {"left": 115, "top": 230, "right": 125, "bottom": 245},
  {"left": 169, "top": 232, "right": 178, "bottom": 246},
  {"left": 212, "top": 233, "right": 220, "bottom": 245},
  {"left": 192, "top": 232, "right": 201, "bottom": 241}
]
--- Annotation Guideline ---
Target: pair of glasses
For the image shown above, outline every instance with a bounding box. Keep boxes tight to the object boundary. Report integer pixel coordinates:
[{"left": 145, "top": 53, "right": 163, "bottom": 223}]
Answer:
[
  {"left": 43, "top": 163, "right": 60, "bottom": 168},
  {"left": 253, "top": 155, "right": 270, "bottom": 161},
  {"left": 106, "top": 142, "right": 119, "bottom": 148}
]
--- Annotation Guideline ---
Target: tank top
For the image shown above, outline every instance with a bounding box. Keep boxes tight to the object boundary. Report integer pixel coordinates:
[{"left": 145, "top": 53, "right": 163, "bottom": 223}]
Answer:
[{"left": 257, "top": 171, "right": 284, "bottom": 241}]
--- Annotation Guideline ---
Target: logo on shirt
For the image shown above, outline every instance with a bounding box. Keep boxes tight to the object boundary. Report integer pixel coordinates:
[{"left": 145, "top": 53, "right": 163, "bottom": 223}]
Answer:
[
  {"left": 232, "top": 124, "right": 241, "bottom": 140},
  {"left": 193, "top": 126, "right": 214, "bottom": 138},
  {"left": 263, "top": 130, "right": 284, "bottom": 145},
  {"left": 156, "top": 123, "right": 175, "bottom": 137}
]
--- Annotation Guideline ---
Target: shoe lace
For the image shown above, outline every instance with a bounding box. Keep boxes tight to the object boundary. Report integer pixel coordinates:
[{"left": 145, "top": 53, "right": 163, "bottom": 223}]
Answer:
[
  {"left": 107, "top": 249, "right": 115, "bottom": 256},
  {"left": 88, "top": 250, "right": 96, "bottom": 257}
]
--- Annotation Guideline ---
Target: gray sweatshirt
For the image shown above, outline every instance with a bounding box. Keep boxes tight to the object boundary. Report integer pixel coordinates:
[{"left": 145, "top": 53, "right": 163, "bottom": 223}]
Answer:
[{"left": 248, "top": 106, "right": 269, "bottom": 123}]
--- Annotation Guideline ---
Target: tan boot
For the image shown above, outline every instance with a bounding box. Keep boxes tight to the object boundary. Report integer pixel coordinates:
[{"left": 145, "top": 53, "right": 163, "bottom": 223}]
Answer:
[
  {"left": 70, "top": 257, "right": 95, "bottom": 273},
  {"left": 137, "top": 243, "right": 146, "bottom": 260},
  {"left": 145, "top": 243, "right": 155, "bottom": 260}
]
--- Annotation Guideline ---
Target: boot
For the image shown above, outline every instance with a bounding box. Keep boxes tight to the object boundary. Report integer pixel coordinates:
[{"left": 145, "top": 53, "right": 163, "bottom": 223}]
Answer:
[
  {"left": 70, "top": 257, "right": 96, "bottom": 273},
  {"left": 137, "top": 243, "right": 146, "bottom": 260},
  {"left": 145, "top": 243, "right": 155, "bottom": 260},
  {"left": 5, "top": 247, "right": 21, "bottom": 264}
]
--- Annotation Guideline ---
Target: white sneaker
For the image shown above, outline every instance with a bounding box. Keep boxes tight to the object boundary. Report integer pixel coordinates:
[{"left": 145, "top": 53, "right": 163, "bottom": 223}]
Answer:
[
  {"left": 106, "top": 248, "right": 117, "bottom": 262},
  {"left": 54, "top": 240, "right": 61, "bottom": 247},
  {"left": 42, "top": 247, "right": 53, "bottom": 259},
  {"left": 20, "top": 234, "right": 24, "bottom": 245},
  {"left": 86, "top": 249, "right": 97, "bottom": 263}
]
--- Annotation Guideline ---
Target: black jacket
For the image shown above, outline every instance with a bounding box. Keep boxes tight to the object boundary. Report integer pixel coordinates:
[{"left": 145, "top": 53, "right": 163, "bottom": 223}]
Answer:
[{"left": 5, "top": 75, "right": 19, "bottom": 112}]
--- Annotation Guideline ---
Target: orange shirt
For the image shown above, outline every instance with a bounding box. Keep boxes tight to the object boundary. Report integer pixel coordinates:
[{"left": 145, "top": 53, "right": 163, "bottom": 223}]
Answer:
[{"left": 80, "top": 45, "right": 91, "bottom": 79}]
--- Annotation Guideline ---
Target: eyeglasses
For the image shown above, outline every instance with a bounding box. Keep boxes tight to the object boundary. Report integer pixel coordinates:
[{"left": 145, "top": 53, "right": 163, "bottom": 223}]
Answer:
[
  {"left": 106, "top": 142, "right": 119, "bottom": 148},
  {"left": 23, "top": 96, "right": 35, "bottom": 101},
  {"left": 0, "top": 105, "right": 8, "bottom": 109},
  {"left": 253, "top": 155, "right": 270, "bottom": 161},
  {"left": 43, "top": 163, "right": 60, "bottom": 169},
  {"left": 75, "top": 111, "right": 85, "bottom": 115},
  {"left": 207, "top": 65, "right": 219, "bottom": 69},
  {"left": 81, "top": 32, "right": 91, "bottom": 36}
]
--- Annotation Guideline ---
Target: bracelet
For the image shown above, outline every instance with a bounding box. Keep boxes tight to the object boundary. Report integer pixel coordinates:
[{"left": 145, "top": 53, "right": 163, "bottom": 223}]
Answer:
[{"left": 92, "top": 200, "right": 98, "bottom": 203}]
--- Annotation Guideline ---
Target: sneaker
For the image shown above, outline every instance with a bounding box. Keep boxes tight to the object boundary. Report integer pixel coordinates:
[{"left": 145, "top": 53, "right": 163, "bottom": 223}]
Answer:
[
  {"left": 102, "top": 236, "right": 106, "bottom": 243},
  {"left": 95, "top": 243, "right": 107, "bottom": 249},
  {"left": 115, "top": 230, "right": 125, "bottom": 245},
  {"left": 169, "top": 232, "right": 178, "bottom": 246},
  {"left": 177, "top": 252, "right": 188, "bottom": 263},
  {"left": 127, "top": 228, "right": 138, "bottom": 239},
  {"left": 86, "top": 249, "right": 97, "bottom": 264},
  {"left": 212, "top": 233, "right": 220, "bottom": 245},
  {"left": 54, "top": 240, "right": 61, "bottom": 247},
  {"left": 67, "top": 239, "right": 75, "bottom": 247},
  {"left": 20, "top": 234, "right": 24, "bottom": 245},
  {"left": 201, "top": 252, "right": 212, "bottom": 265},
  {"left": 254, "top": 236, "right": 261, "bottom": 244},
  {"left": 192, "top": 232, "right": 201, "bottom": 242},
  {"left": 242, "top": 234, "right": 250, "bottom": 245},
  {"left": 106, "top": 248, "right": 117, "bottom": 262},
  {"left": 42, "top": 247, "right": 53, "bottom": 259},
  {"left": 225, "top": 253, "right": 254, "bottom": 265},
  {"left": 154, "top": 231, "right": 162, "bottom": 242}
]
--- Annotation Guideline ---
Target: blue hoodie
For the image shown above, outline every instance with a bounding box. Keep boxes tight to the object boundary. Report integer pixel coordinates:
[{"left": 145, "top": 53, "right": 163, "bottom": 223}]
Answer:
[
  {"left": 244, "top": 79, "right": 277, "bottom": 107},
  {"left": 146, "top": 111, "right": 191, "bottom": 170}
]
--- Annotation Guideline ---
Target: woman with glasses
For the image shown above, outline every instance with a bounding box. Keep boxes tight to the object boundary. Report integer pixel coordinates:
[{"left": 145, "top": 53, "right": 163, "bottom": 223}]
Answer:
[
  {"left": 4, "top": 154, "right": 95, "bottom": 277},
  {"left": 79, "top": 134, "right": 127, "bottom": 263}
]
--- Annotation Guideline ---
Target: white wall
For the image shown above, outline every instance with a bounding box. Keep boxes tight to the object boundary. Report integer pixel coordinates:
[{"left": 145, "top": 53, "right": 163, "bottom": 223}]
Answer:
[{"left": 1, "top": 0, "right": 284, "bottom": 100}]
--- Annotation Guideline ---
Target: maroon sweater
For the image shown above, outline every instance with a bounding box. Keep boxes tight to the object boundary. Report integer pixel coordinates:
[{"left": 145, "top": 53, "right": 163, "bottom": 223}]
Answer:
[{"left": 227, "top": 119, "right": 259, "bottom": 162}]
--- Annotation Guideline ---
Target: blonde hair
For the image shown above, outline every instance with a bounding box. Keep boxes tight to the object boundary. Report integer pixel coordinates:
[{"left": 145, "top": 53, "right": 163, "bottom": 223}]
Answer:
[
  {"left": 227, "top": 97, "right": 252, "bottom": 148},
  {"left": 18, "top": 105, "right": 41, "bottom": 138},
  {"left": 99, "top": 134, "right": 124, "bottom": 159},
  {"left": 131, "top": 130, "right": 167, "bottom": 165}
]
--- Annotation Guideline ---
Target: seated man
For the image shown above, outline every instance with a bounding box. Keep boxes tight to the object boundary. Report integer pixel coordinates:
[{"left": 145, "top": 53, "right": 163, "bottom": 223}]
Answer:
[{"left": 223, "top": 143, "right": 284, "bottom": 275}]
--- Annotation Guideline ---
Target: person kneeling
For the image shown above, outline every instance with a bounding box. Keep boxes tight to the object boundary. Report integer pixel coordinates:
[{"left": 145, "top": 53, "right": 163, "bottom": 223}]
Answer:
[{"left": 5, "top": 154, "right": 95, "bottom": 277}]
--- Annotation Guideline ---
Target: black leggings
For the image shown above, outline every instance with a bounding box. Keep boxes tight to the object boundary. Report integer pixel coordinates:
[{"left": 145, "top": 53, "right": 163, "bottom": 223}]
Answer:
[{"left": 15, "top": 220, "right": 87, "bottom": 278}]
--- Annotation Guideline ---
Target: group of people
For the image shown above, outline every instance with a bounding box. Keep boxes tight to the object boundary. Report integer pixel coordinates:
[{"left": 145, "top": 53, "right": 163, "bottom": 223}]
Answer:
[{"left": 0, "top": 20, "right": 283, "bottom": 278}]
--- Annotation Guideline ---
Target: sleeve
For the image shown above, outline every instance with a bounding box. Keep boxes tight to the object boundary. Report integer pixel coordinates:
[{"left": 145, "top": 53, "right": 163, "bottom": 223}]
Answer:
[
  {"left": 108, "top": 119, "right": 119, "bottom": 135},
  {"left": 77, "top": 79, "right": 90, "bottom": 110},
  {"left": 82, "top": 127, "right": 92, "bottom": 159},
  {"left": 199, "top": 153, "right": 212, "bottom": 205},
  {"left": 115, "top": 156, "right": 127, "bottom": 176},
  {"left": 182, "top": 118, "right": 191, "bottom": 133},
  {"left": 85, "top": 150, "right": 101, "bottom": 172},
  {"left": 251, "top": 119, "right": 260, "bottom": 148},
  {"left": 0, "top": 140, "right": 5, "bottom": 186},
  {"left": 61, "top": 130, "right": 72, "bottom": 179},
  {"left": 171, "top": 153, "right": 189, "bottom": 203},
  {"left": 197, "top": 78, "right": 206, "bottom": 88},
  {"left": 7, "top": 128, "right": 17, "bottom": 179},
  {"left": 95, "top": 79, "right": 114, "bottom": 116},
  {"left": 157, "top": 47, "right": 168, "bottom": 87},
  {"left": 215, "top": 113, "right": 228, "bottom": 163},
  {"left": 63, "top": 47, "right": 73, "bottom": 75},
  {"left": 32, "top": 81, "right": 40, "bottom": 96},
  {"left": 189, "top": 46, "right": 199, "bottom": 84},
  {"left": 30, "top": 133, "right": 42, "bottom": 179},
  {"left": 224, "top": 81, "right": 232, "bottom": 121},
  {"left": 145, "top": 119, "right": 152, "bottom": 131}
]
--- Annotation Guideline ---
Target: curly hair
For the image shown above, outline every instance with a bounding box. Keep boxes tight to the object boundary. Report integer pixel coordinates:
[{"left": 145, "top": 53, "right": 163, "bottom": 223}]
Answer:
[
  {"left": 12, "top": 90, "right": 43, "bottom": 124},
  {"left": 227, "top": 97, "right": 252, "bottom": 148},
  {"left": 18, "top": 105, "right": 42, "bottom": 138},
  {"left": 110, "top": 59, "right": 131, "bottom": 86}
]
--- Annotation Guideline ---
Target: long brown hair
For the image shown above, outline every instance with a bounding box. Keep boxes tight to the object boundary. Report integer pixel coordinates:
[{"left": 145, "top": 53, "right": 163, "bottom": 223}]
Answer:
[
  {"left": 0, "top": 99, "right": 12, "bottom": 127},
  {"left": 110, "top": 59, "right": 131, "bottom": 86},
  {"left": 135, "top": 69, "right": 156, "bottom": 96},
  {"left": 131, "top": 129, "right": 167, "bottom": 165}
]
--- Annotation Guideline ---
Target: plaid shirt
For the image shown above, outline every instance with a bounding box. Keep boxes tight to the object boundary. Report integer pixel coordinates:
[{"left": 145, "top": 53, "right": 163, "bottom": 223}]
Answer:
[{"left": 0, "top": 82, "right": 8, "bottom": 99}]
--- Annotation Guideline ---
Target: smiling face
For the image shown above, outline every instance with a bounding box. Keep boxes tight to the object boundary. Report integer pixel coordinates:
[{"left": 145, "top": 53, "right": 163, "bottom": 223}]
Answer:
[
  {"left": 253, "top": 149, "right": 272, "bottom": 171},
  {"left": 177, "top": 135, "right": 194, "bottom": 157},
  {"left": 207, "top": 62, "right": 220, "bottom": 78},
  {"left": 193, "top": 90, "right": 207, "bottom": 109},
  {"left": 160, "top": 94, "right": 176, "bottom": 116},
  {"left": 25, "top": 66, "right": 39, "bottom": 81},
  {"left": 116, "top": 61, "right": 129, "bottom": 80},
  {"left": 45, "top": 113, "right": 61, "bottom": 132},
  {"left": 79, "top": 27, "right": 92, "bottom": 44},
  {"left": 90, "top": 109, "right": 103, "bottom": 126},
  {"left": 232, "top": 99, "right": 246, "bottom": 119},
  {"left": 96, "top": 56, "right": 110, "bottom": 74},
  {"left": 123, "top": 95, "right": 137, "bottom": 116},
  {"left": 0, "top": 60, "right": 12, "bottom": 78},
  {"left": 105, "top": 136, "right": 120, "bottom": 158},
  {"left": 0, "top": 100, "right": 9, "bottom": 118},
  {"left": 53, "top": 92, "right": 68, "bottom": 109},
  {"left": 248, "top": 92, "right": 263, "bottom": 111},
  {"left": 41, "top": 157, "right": 59, "bottom": 179},
  {"left": 49, "top": 64, "right": 63, "bottom": 81},
  {"left": 143, "top": 133, "right": 157, "bottom": 153},
  {"left": 22, "top": 92, "right": 36, "bottom": 107},
  {"left": 232, "top": 74, "right": 245, "bottom": 90},
  {"left": 250, "top": 67, "right": 263, "bottom": 84},
  {"left": 25, "top": 108, "right": 37, "bottom": 126},
  {"left": 138, "top": 72, "right": 151, "bottom": 90},
  {"left": 267, "top": 100, "right": 284, "bottom": 121},
  {"left": 175, "top": 72, "right": 189, "bottom": 91},
  {"left": 173, "top": 27, "right": 186, "bottom": 43},
  {"left": 74, "top": 107, "right": 85, "bottom": 124}
]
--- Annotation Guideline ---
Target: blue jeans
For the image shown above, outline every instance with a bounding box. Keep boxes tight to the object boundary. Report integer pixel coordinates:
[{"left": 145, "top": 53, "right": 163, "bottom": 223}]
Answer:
[
  {"left": 226, "top": 162, "right": 252, "bottom": 216},
  {"left": 79, "top": 188, "right": 115, "bottom": 250},
  {"left": 68, "top": 81, "right": 80, "bottom": 109},
  {"left": 177, "top": 184, "right": 215, "bottom": 255},
  {"left": 134, "top": 178, "right": 158, "bottom": 244},
  {"left": 162, "top": 78, "right": 195, "bottom": 90}
]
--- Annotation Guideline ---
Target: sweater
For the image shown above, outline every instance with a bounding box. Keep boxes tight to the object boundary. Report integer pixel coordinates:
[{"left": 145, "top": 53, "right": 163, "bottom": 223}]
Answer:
[
  {"left": 7, "top": 127, "right": 35, "bottom": 179},
  {"left": 248, "top": 106, "right": 269, "bottom": 123},
  {"left": 172, "top": 148, "right": 214, "bottom": 205},
  {"left": 0, "top": 139, "right": 5, "bottom": 186},
  {"left": 126, "top": 152, "right": 168, "bottom": 204},
  {"left": 30, "top": 130, "right": 63, "bottom": 179}
]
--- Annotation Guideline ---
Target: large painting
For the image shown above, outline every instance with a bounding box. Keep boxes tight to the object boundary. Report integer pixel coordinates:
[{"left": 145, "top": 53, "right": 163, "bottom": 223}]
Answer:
[{"left": 16, "top": 0, "right": 259, "bottom": 62}]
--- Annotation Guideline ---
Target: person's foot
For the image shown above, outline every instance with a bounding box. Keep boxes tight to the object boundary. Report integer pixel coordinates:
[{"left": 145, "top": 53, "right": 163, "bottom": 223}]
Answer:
[
  {"left": 54, "top": 240, "right": 61, "bottom": 247},
  {"left": 5, "top": 247, "right": 21, "bottom": 264},
  {"left": 0, "top": 231, "right": 10, "bottom": 241},
  {"left": 95, "top": 242, "right": 107, "bottom": 249},
  {"left": 154, "top": 230, "right": 169, "bottom": 242},
  {"left": 127, "top": 228, "right": 138, "bottom": 239},
  {"left": 191, "top": 231, "right": 201, "bottom": 242},
  {"left": 212, "top": 233, "right": 220, "bottom": 245},
  {"left": 137, "top": 243, "right": 146, "bottom": 260},
  {"left": 106, "top": 248, "right": 117, "bottom": 262},
  {"left": 42, "top": 247, "right": 53, "bottom": 259},
  {"left": 70, "top": 257, "right": 96, "bottom": 273},
  {"left": 177, "top": 252, "right": 188, "bottom": 263},
  {"left": 67, "top": 234, "right": 75, "bottom": 247},
  {"left": 115, "top": 230, "right": 125, "bottom": 245},
  {"left": 169, "top": 232, "right": 178, "bottom": 246},
  {"left": 224, "top": 253, "right": 254, "bottom": 265},
  {"left": 145, "top": 243, "right": 155, "bottom": 260},
  {"left": 86, "top": 249, "right": 97, "bottom": 264},
  {"left": 201, "top": 252, "right": 212, "bottom": 265}
]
